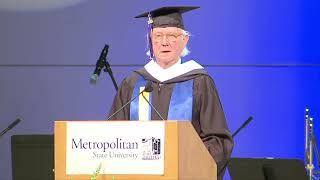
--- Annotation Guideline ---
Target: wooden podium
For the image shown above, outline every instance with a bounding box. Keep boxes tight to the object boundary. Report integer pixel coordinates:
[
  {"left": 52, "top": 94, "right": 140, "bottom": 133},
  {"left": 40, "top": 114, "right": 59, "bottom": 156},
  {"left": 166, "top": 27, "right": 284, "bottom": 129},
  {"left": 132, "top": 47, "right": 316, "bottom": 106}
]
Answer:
[{"left": 55, "top": 121, "right": 216, "bottom": 180}]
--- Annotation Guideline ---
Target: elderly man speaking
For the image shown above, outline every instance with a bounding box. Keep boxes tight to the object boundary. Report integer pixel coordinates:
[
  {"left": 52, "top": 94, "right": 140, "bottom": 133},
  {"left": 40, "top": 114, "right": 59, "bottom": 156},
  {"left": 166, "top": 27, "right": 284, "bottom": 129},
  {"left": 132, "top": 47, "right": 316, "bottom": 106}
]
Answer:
[{"left": 108, "top": 6, "right": 233, "bottom": 180}]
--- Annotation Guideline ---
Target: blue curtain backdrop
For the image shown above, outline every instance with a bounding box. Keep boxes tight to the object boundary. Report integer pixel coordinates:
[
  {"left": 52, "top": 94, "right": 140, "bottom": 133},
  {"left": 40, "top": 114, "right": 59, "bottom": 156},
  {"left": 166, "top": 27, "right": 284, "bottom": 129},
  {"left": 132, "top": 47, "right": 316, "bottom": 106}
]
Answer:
[{"left": 0, "top": 0, "right": 319, "bottom": 179}]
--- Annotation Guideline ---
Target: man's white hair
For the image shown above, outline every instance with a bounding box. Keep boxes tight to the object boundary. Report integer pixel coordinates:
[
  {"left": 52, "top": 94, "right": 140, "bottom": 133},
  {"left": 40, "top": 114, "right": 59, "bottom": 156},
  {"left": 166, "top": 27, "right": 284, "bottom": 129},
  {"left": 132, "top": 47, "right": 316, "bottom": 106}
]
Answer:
[{"left": 146, "top": 30, "right": 191, "bottom": 58}]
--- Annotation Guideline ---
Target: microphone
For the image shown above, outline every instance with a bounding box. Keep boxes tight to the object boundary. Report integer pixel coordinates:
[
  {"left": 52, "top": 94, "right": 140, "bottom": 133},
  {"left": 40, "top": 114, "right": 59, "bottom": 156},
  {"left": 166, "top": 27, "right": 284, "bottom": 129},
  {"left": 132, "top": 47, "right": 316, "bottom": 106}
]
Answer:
[
  {"left": 0, "top": 118, "right": 22, "bottom": 139},
  {"left": 141, "top": 82, "right": 165, "bottom": 120},
  {"left": 107, "top": 82, "right": 153, "bottom": 120},
  {"left": 218, "top": 116, "right": 254, "bottom": 176},
  {"left": 232, "top": 116, "right": 253, "bottom": 138},
  {"left": 90, "top": 44, "right": 109, "bottom": 85}
]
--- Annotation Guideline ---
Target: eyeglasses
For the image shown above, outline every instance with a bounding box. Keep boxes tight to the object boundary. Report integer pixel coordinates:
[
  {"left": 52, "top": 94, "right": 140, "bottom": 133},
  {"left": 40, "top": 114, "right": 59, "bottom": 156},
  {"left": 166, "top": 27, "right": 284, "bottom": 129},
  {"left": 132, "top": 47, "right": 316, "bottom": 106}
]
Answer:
[{"left": 152, "top": 33, "right": 184, "bottom": 43}]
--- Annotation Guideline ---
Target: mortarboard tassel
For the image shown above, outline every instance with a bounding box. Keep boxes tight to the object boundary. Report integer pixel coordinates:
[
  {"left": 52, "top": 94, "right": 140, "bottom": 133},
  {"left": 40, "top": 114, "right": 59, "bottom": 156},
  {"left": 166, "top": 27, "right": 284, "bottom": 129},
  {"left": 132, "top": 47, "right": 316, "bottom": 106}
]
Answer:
[{"left": 147, "top": 13, "right": 154, "bottom": 60}]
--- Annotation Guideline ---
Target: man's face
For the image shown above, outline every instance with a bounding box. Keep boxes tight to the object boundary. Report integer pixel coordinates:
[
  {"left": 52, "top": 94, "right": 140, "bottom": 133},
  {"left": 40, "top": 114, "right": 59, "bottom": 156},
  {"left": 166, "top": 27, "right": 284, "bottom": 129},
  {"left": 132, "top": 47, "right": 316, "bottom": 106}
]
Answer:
[{"left": 151, "top": 27, "right": 189, "bottom": 69}]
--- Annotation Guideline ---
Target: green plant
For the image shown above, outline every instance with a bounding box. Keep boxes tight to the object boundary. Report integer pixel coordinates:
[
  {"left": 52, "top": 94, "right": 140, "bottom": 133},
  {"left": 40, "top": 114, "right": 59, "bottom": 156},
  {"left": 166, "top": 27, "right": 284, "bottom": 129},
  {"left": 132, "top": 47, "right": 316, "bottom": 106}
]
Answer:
[
  {"left": 69, "top": 163, "right": 115, "bottom": 180},
  {"left": 90, "top": 163, "right": 102, "bottom": 180}
]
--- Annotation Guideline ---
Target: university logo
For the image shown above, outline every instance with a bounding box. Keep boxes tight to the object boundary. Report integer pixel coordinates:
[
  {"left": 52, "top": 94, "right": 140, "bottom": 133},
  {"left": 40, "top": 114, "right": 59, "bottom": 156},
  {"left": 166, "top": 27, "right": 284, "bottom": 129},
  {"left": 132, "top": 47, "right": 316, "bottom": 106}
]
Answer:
[{"left": 141, "top": 137, "right": 161, "bottom": 160}]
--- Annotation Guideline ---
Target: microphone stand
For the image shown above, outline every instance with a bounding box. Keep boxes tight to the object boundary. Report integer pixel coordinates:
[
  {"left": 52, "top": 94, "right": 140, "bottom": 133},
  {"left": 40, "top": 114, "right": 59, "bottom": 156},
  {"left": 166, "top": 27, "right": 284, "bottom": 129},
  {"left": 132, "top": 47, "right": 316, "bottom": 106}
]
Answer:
[
  {"left": 305, "top": 109, "right": 320, "bottom": 180},
  {"left": 306, "top": 108, "right": 310, "bottom": 166},
  {"left": 104, "top": 61, "right": 118, "bottom": 91},
  {"left": 218, "top": 116, "right": 254, "bottom": 176},
  {"left": 312, "top": 135, "right": 320, "bottom": 176}
]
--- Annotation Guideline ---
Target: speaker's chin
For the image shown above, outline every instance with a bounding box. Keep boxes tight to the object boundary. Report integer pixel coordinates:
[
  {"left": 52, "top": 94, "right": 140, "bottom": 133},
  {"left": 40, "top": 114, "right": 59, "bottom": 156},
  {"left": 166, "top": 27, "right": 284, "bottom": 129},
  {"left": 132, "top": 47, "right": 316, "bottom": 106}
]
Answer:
[{"left": 0, "top": 0, "right": 87, "bottom": 12}]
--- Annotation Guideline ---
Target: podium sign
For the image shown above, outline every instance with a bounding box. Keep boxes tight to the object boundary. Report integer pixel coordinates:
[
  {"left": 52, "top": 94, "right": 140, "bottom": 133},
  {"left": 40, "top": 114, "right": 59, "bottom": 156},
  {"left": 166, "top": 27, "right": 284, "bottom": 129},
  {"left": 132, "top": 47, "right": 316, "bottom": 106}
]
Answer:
[
  {"left": 55, "top": 121, "right": 217, "bottom": 180},
  {"left": 65, "top": 121, "right": 165, "bottom": 175}
]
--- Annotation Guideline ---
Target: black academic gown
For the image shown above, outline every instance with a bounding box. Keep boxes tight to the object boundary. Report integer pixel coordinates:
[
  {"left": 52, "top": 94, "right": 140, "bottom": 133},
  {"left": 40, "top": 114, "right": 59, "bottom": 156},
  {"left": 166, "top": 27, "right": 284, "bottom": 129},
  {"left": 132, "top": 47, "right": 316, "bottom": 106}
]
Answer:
[{"left": 109, "top": 68, "right": 234, "bottom": 180}]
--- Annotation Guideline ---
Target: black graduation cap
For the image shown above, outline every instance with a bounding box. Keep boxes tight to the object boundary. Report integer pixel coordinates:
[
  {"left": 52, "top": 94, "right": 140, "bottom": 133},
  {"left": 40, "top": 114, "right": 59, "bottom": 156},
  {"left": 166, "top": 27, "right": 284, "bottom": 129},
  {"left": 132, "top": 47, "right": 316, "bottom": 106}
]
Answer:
[{"left": 135, "top": 6, "right": 200, "bottom": 29}]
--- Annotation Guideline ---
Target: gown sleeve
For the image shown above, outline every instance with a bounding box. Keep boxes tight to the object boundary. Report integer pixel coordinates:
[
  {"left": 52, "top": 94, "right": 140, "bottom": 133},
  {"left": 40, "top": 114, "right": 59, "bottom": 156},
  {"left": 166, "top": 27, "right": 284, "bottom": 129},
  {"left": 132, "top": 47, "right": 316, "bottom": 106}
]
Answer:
[{"left": 192, "top": 75, "right": 234, "bottom": 179}]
